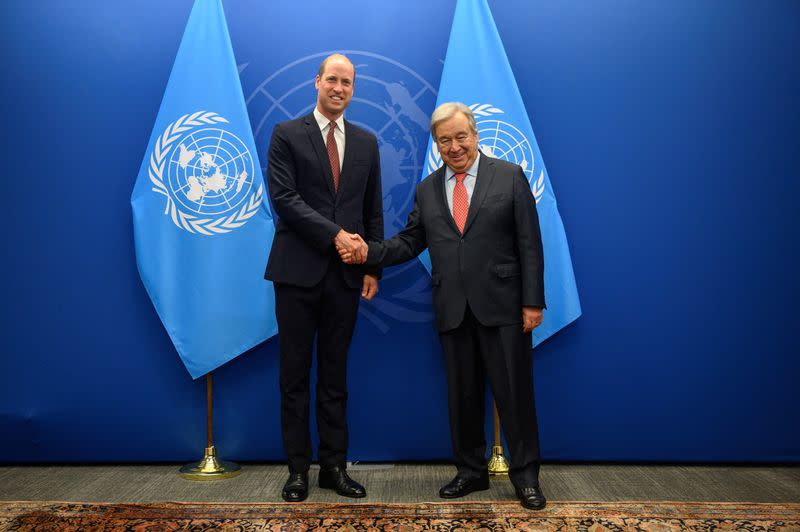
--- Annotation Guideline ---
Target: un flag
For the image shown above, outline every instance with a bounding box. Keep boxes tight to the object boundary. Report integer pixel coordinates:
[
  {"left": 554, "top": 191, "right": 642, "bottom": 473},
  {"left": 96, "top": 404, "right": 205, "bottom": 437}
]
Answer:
[
  {"left": 131, "top": 0, "right": 276, "bottom": 378},
  {"left": 420, "top": 0, "right": 581, "bottom": 345}
]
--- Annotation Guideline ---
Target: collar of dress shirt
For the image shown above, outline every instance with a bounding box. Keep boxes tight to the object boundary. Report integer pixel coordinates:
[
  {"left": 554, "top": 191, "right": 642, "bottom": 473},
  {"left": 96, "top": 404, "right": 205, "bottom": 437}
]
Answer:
[
  {"left": 445, "top": 152, "right": 481, "bottom": 182},
  {"left": 313, "top": 106, "right": 345, "bottom": 134}
]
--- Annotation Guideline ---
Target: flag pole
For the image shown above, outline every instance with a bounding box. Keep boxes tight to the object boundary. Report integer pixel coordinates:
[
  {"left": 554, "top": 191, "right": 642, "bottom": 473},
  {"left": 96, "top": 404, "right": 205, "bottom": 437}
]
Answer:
[
  {"left": 179, "top": 372, "right": 242, "bottom": 480},
  {"left": 487, "top": 400, "right": 509, "bottom": 475}
]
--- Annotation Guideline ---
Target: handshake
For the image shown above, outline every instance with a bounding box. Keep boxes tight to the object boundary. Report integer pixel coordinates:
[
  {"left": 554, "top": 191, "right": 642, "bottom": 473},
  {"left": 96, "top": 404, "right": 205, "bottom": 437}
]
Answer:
[{"left": 334, "top": 230, "right": 368, "bottom": 265}]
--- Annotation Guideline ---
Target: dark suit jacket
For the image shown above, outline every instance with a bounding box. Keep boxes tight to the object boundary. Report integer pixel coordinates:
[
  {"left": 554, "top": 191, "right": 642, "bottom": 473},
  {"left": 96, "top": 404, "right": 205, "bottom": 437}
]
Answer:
[
  {"left": 367, "top": 154, "right": 544, "bottom": 332},
  {"left": 265, "top": 113, "right": 383, "bottom": 289}
]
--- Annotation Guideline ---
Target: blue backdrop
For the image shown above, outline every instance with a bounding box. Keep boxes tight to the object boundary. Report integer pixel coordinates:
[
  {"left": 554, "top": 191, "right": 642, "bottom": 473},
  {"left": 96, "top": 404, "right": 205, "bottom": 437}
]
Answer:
[{"left": 1, "top": 0, "right": 798, "bottom": 463}]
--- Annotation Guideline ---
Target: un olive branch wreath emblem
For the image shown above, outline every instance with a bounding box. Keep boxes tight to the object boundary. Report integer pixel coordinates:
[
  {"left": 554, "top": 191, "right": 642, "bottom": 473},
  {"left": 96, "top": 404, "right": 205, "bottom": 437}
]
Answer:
[{"left": 148, "top": 111, "right": 263, "bottom": 235}]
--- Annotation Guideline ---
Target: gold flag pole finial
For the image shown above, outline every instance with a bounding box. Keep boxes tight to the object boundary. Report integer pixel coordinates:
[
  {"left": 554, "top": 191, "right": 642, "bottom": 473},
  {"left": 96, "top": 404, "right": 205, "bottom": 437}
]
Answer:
[
  {"left": 179, "top": 372, "right": 242, "bottom": 480},
  {"left": 487, "top": 400, "right": 509, "bottom": 475}
]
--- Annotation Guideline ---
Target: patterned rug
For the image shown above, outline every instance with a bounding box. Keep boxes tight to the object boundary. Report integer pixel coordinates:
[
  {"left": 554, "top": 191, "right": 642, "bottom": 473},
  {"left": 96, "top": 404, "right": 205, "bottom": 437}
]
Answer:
[{"left": 1, "top": 500, "right": 799, "bottom": 531}]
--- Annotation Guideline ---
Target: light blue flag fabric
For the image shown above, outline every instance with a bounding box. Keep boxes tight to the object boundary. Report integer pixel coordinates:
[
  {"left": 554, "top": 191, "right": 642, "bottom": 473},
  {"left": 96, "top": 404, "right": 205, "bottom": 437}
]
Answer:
[
  {"left": 131, "top": 0, "right": 276, "bottom": 378},
  {"left": 420, "top": 0, "right": 581, "bottom": 345}
]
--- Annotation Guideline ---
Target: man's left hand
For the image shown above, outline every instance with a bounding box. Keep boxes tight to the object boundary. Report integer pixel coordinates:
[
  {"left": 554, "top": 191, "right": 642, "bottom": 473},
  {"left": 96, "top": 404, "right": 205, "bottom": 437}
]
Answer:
[
  {"left": 362, "top": 274, "right": 379, "bottom": 301},
  {"left": 522, "top": 306, "right": 542, "bottom": 333}
]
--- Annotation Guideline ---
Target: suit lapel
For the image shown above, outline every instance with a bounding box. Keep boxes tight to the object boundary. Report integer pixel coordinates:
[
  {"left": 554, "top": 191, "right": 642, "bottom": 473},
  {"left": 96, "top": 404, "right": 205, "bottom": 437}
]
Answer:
[
  {"left": 462, "top": 154, "right": 495, "bottom": 236},
  {"left": 304, "top": 113, "right": 336, "bottom": 198},
  {"left": 433, "top": 166, "right": 461, "bottom": 235}
]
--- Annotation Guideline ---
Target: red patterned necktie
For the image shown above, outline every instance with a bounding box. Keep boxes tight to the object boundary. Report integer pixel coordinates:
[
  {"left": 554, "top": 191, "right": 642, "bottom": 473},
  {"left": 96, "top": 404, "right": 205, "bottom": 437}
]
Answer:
[
  {"left": 326, "top": 121, "right": 340, "bottom": 192},
  {"left": 452, "top": 172, "right": 468, "bottom": 233}
]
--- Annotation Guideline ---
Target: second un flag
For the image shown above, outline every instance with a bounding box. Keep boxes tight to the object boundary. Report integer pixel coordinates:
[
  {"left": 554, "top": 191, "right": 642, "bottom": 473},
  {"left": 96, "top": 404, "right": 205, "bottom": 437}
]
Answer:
[{"left": 420, "top": 0, "right": 581, "bottom": 345}]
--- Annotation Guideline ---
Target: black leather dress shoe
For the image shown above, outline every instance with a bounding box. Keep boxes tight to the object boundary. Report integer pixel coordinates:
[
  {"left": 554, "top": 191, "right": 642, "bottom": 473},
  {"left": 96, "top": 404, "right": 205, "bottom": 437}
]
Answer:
[
  {"left": 515, "top": 485, "right": 547, "bottom": 510},
  {"left": 438, "top": 472, "right": 490, "bottom": 499},
  {"left": 281, "top": 472, "right": 309, "bottom": 502},
  {"left": 318, "top": 465, "right": 366, "bottom": 498}
]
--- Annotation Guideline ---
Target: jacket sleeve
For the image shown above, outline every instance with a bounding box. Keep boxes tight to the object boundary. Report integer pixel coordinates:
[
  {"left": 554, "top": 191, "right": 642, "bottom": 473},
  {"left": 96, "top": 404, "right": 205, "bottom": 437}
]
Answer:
[
  {"left": 267, "top": 123, "right": 341, "bottom": 252},
  {"left": 366, "top": 186, "right": 427, "bottom": 267},
  {"left": 513, "top": 166, "right": 546, "bottom": 308},
  {"left": 362, "top": 136, "right": 384, "bottom": 278}
]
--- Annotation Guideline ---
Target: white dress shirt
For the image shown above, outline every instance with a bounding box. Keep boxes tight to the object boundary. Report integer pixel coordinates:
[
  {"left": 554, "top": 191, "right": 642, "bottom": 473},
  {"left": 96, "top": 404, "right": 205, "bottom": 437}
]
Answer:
[{"left": 314, "top": 107, "right": 345, "bottom": 172}]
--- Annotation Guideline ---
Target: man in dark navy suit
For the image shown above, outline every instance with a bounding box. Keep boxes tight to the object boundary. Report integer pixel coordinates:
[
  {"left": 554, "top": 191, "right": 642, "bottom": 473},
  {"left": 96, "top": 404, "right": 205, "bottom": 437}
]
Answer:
[
  {"left": 340, "top": 102, "right": 547, "bottom": 510},
  {"left": 265, "top": 53, "right": 383, "bottom": 502}
]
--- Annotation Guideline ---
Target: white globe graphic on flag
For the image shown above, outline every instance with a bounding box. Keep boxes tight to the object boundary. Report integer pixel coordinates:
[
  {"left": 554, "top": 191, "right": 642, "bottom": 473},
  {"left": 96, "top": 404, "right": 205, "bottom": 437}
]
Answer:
[
  {"left": 167, "top": 128, "right": 255, "bottom": 216},
  {"left": 477, "top": 120, "right": 533, "bottom": 179},
  {"left": 477, "top": 119, "right": 544, "bottom": 203}
]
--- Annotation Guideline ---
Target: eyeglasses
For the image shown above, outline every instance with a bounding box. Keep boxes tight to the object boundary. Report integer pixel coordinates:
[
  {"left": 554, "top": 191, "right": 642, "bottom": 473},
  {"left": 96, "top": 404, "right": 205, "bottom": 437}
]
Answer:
[{"left": 435, "top": 132, "right": 472, "bottom": 148}]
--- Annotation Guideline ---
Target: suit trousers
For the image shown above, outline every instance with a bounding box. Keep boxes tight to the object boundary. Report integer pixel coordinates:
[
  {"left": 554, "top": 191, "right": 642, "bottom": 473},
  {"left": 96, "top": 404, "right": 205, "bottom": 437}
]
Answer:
[
  {"left": 439, "top": 304, "right": 541, "bottom": 488},
  {"left": 274, "top": 258, "right": 360, "bottom": 473}
]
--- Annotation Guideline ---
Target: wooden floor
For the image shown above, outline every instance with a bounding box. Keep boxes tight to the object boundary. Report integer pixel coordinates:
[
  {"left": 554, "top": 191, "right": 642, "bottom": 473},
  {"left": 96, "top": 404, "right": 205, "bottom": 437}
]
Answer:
[{"left": 1, "top": 464, "right": 798, "bottom": 504}]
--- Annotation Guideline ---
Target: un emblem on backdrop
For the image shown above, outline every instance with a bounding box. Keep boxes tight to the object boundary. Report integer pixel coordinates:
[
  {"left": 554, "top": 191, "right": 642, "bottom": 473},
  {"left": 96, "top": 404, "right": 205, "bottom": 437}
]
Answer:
[
  {"left": 148, "top": 111, "right": 263, "bottom": 235},
  {"left": 427, "top": 104, "right": 545, "bottom": 203},
  {"left": 246, "top": 51, "right": 438, "bottom": 329}
]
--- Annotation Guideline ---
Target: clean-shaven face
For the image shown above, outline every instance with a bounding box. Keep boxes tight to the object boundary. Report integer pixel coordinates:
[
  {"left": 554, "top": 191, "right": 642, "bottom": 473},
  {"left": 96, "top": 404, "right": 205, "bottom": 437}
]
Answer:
[
  {"left": 434, "top": 112, "right": 478, "bottom": 174},
  {"left": 315, "top": 57, "right": 354, "bottom": 121}
]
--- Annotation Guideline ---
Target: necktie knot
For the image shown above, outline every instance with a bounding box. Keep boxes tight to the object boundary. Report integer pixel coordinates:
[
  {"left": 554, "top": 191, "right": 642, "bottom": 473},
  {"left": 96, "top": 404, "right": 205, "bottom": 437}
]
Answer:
[
  {"left": 455, "top": 172, "right": 467, "bottom": 184},
  {"left": 329, "top": 121, "right": 337, "bottom": 132}
]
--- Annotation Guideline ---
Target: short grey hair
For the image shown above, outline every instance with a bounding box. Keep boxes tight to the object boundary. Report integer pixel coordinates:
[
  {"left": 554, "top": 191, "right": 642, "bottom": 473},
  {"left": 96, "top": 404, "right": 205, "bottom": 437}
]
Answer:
[{"left": 430, "top": 102, "right": 478, "bottom": 140}]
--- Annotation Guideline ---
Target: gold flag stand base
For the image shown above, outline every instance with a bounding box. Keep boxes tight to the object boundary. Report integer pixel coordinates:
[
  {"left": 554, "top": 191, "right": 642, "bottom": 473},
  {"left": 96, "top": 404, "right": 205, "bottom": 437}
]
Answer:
[
  {"left": 179, "top": 445, "right": 242, "bottom": 480},
  {"left": 178, "top": 374, "right": 242, "bottom": 481},
  {"left": 488, "top": 401, "right": 509, "bottom": 476},
  {"left": 487, "top": 444, "right": 509, "bottom": 476}
]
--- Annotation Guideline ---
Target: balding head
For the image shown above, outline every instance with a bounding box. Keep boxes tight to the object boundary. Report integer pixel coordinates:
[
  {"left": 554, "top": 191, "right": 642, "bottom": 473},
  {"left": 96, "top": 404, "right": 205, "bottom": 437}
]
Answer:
[{"left": 318, "top": 53, "right": 355, "bottom": 79}]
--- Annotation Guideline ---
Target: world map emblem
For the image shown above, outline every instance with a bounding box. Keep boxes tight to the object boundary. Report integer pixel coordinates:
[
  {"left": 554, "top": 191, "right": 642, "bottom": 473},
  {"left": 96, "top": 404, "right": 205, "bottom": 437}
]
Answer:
[
  {"left": 246, "top": 51, "right": 438, "bottom": 328},
  {"left": 427, "top": 104, "right": 545, "bottom": 203},
  {"left": 246, "top": 51, "right": 438, "bottom": 240},
  {"left": 148, "top": 111, "right": 263, "bottom": 235}
]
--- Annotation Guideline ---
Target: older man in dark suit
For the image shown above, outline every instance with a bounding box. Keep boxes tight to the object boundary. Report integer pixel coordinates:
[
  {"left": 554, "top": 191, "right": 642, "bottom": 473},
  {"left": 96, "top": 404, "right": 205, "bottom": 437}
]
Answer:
[
  {"left": 265, "top": 53, "right": 383, "bottom": 502},
  {"left": 339, "top": 102, "right": 546, "bottom": 510}
]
